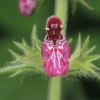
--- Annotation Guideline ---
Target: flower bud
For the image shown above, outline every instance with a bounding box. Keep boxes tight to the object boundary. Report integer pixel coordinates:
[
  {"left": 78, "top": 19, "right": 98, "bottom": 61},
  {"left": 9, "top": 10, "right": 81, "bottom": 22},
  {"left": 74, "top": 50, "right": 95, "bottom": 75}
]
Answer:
[{"left": 18, "top": 0, "right": 35, "bottom": 16}]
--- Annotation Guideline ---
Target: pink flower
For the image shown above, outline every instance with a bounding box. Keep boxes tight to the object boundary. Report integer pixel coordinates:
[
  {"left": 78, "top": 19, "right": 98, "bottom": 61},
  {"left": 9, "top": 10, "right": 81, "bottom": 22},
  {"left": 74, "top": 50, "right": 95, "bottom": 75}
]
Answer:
[
  {"left": 18, "top": 0, "right": 35, "bottom": 16},
  {"left": 41, "top": 16, "right": 71, "bottom": 77}
]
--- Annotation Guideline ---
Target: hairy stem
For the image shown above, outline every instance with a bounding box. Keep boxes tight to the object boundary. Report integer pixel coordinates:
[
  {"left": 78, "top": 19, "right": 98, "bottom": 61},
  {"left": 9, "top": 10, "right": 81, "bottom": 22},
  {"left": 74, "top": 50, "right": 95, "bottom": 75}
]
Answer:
[
  {"left": 55, "top": 0, "right": 68, "bottom": 36},
  {"left": 48, "top": 77, "right": 61, "bottom": 100},
  {"left": 48, "top": 0, "right": 69, "bottom": 100}
]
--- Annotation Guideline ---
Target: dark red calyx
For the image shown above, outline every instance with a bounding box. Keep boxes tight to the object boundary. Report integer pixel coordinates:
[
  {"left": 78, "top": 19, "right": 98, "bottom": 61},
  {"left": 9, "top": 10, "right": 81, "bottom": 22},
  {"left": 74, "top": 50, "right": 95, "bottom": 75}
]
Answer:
[{"left": 45, "top": 15, "right": 63, "bottom": 45}]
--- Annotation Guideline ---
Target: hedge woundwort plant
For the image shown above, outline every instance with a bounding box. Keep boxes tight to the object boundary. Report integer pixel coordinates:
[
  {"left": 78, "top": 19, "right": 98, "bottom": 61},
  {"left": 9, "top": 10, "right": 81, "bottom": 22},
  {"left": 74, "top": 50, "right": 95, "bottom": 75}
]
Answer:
[{"left": 0, "top": 0, "right": 100, "bottom": 100}]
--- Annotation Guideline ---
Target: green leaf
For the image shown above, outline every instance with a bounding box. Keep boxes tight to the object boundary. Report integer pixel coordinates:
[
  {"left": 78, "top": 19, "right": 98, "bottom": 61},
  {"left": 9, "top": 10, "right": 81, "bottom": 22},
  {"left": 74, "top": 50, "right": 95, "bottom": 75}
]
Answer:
[
  {"left": 70, "top": 33, "right": 81, "bottom": 61},
  {"left": 85, "top": 46, "right": 96, "bottom": 56},
  {"left": 0, "top": 24, "right": 44, "bottom": 78},
  {"left": 68, "top": 38, "right": 73, "bottom": 44},
  {"left": 13, "top": 41, "right": 34, "bottom": 54},
  {"left": 31, "top": 24, "right": 40, "bottom": 51},
  {"left": 90, "top": 63, "right": 100, "bottom": 71},
  {"left": 9, "top": 70, "right": 25, "bottom": 78},
  {"left": 34, "top": 0, "right": 46, "bottom": 12},
  {"left": 78, "top": 0, "right": 94, "bottom": 10},
  {"left": 84, "top": 55, "right": 100, "bottom": 63},
  {"left": 82, "top": 35, "right": 90, "bottom": 54},
  {"left": 69, "top": 34, "right": 100, "bottom": 79},
  {"left": 8, "top": 49, "right": 20, "bottom": 59},
  {"left": 70, "top": 0, "right": 77, "bottom": 15},
  {"left": 87, "top": 67, "right": 100, "bottom": 78},
  {"left": 22, "top": 38, "right": 28, "bottom": 46},
  {"left": 0, "top": 62, "right": 44, "bottom": 76}
]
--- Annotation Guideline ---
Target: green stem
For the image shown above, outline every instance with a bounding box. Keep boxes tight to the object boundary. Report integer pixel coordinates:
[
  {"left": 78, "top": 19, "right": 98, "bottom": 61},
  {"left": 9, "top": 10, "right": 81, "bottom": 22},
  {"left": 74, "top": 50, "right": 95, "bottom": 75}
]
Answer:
[
  {"left": 48, "top": 77, "right": 61, "bottom": 100},
  {"left": 48, "top": 0, "right": 69, "bottom": 100},
  {"left": 55, "top": 0, "right": 69, "bottom": 36}
]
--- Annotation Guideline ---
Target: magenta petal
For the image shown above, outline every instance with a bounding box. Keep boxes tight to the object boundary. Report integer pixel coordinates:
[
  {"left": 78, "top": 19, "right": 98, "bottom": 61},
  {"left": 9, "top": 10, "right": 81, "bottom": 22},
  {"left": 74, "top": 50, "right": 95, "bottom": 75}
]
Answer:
[
  {"left": 41, "top": 43, "right": 49, "bottom": 60},
  {"left": 19, "top": 0, "right": 35, "bottom": 16},
  {"left": 41, "top": 34, "right": 71, "bottom": 77},
  {"left": 63, "top": 41, "right": 71, "bottom": 59},
  {"left": 44, "top": 58, "right": 69, "bottom": 77}
]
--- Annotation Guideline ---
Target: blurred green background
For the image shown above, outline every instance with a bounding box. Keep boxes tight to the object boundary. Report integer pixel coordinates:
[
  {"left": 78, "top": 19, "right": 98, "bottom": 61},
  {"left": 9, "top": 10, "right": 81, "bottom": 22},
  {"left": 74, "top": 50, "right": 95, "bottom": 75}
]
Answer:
[{"left": 0, "top": 0, "right": 100, "bottom": 100}]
